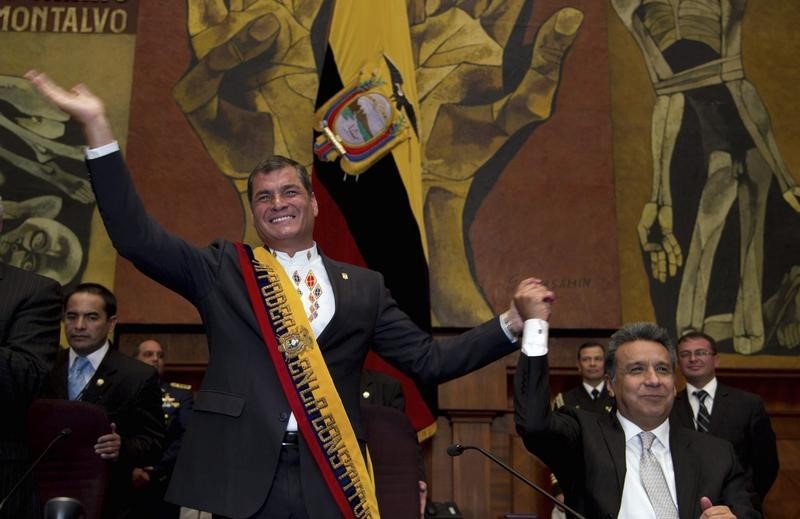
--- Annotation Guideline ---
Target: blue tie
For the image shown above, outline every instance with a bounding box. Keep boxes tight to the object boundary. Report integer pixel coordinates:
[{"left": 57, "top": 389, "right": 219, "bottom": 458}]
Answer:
[{"left": 68, "top": 356, "right": 92, "bottom": 400}]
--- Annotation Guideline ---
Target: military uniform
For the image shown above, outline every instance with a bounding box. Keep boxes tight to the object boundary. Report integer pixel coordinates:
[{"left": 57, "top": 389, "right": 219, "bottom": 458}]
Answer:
[{"left": 131, "top": 381, "right": 193, "bottom": 519}]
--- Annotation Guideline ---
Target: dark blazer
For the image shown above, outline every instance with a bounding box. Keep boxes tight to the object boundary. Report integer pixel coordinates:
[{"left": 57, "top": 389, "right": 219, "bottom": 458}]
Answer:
[
  {"left": 88, "top": 151, "right": 517, "bottom": 518},
  {"left": 515, "top": 355, "right": 759, "bottom": 519},
  {"left": 0, "top": 263, "right": 61, "bottom": 517},
  {"left": 671, "top": 384, "right": 778, "bottom": 507},
  {"left": 555, "top": 384, "right": 614, "bottom": 414},
  {"left": 360, "top": 370, "right": 406, "bottom": 411},
  {"left": 41, "top": 347, "right": 164, "bottom": 518}
]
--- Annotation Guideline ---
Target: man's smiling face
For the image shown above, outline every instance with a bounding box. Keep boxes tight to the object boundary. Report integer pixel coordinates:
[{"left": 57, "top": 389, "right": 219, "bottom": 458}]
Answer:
[{"left": 250, "top": 166, "right": 318, "bottom": 256}]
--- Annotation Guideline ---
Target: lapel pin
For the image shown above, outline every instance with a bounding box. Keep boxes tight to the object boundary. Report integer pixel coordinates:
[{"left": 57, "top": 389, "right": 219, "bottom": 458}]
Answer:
[
  {"left": 341, "top": 273, "right": 349, "bottom": 280},
  {"left": 96, "top": 378, "right": 105, "bottom": 387}
]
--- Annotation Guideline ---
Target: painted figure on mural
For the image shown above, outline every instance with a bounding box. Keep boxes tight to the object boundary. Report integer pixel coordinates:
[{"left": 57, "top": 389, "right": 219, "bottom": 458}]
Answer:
[
  {"left": 0, "top": 74, "right": 91, "bottom": 286},
  {"left": 612, "top": 0, "right": 800, "bottom": 354},
  {"left": 172, "top": 0, "right": 583, "bottom": 326}
]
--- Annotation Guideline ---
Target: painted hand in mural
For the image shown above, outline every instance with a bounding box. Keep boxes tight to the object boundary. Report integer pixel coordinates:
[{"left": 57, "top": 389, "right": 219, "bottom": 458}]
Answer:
[
  {"left": 0, "top": 75, "right": 93, "bottom": 204},
  {"left": 637, "top": 202, "right": 682, "bottom": 283},
  {"left": 173, "top": 0, "right": 322, "bottom": 245},
  {"left": 412, "top": 2, "right": 583, "bottom": 326},
  {"left": 764, "top": 266, "right": 800, "bottom": 350}
]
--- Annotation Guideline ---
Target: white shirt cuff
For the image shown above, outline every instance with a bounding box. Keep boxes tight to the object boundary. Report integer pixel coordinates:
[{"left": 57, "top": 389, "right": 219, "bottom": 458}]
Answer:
[
  {"left": 85, "top": 140, "right": 120, "bottom": 160},
  {"left": 521, "top": 319, "right": 549, "bottom": 356}
]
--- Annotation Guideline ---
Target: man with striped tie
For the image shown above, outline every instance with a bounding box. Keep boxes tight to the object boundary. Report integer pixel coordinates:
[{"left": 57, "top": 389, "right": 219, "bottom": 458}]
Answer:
[{"left": 672, "top": 332, "right": 779, "bottom": 511}]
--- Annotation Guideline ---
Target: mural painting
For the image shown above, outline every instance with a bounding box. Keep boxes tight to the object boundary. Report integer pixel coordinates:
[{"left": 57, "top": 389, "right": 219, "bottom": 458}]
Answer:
[
  {"left": 0, "top": 0, "right": 139, "bottom": 291},
  {"left": 611, "top": 0, "right": 800, "bottom": 359},
  {"left": 170, "top": 0, "right": 617, "bottom": 329}
]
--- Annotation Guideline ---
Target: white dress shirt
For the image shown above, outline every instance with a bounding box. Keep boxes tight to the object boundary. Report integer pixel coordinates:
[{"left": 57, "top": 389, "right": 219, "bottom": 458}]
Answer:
[{"left": 617, "top": 414, "right": 678, "bottom": 519}]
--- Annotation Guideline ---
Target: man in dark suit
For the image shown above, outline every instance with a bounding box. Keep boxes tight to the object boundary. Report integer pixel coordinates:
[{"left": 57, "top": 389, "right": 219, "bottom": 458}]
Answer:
[
  {"left": 513, "top": 290, "right": 758, "bottom": 519},
  {"left": 671, "top": 332, "right": 778, "bottom": 510},
  {"left": 552, "top": 342, "right": 614, "bottom": 414},
  {"left": 27, "top": 71, "right": 547, "bottom": 519},
  {"left": 131, "top": 339, "right": 193, "bottom": 519},
  {"left": 0, "top": 234, "right": 62, "bottom": 518},
  {"left": 40, "top": 283, "right": 164, "bottom": 518}
]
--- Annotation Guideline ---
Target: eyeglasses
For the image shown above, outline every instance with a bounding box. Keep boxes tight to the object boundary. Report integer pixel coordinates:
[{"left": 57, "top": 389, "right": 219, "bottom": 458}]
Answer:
[{"left": 678, "top": 350, "right": 715, "bottom": 359}]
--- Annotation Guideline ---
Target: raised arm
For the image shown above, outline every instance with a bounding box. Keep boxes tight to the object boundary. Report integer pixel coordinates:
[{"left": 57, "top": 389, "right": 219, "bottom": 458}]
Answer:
[{"left": 25, "top": 70, "right": 115, "bottom": 148}]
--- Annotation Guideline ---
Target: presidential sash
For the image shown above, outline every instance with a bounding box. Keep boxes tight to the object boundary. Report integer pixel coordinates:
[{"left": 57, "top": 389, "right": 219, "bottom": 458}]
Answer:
[{"left": 235, "top": 243, "right": 379, "bottom": 519}]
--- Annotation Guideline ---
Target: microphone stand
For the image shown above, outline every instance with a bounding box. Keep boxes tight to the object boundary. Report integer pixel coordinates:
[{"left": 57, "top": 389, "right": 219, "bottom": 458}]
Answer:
[
  {"left": 0, "top": 428, "right": 72, "bottom": 512},
  {"left": 447, "top": 443, "right": 586, "bottom": 519}
]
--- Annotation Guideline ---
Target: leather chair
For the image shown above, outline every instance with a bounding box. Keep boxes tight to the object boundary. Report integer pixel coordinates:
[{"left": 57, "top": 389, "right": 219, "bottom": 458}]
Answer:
[
  {"left": 27, "top": 399, "right": 111, "bottom": 519},
  {"left": 361, "top": 403, "right": 422, "bottom": 519}
]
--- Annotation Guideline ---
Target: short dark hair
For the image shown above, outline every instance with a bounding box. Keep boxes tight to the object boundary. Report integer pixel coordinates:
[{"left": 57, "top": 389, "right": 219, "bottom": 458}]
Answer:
[
  {"left": 246, "top": 155, "right": 312, "bottom": 205},
  {"left": 605, "top": 322, "right": 675, "bottom": 381},
  {"left": 65, "top": 282, "right": 117, "bottom": 318},
  {"left": 676, "top": 331, "right": 718, "bottom": 354},
  {"left": 576, "top": 341, "right": 605, "bottom": 360}
]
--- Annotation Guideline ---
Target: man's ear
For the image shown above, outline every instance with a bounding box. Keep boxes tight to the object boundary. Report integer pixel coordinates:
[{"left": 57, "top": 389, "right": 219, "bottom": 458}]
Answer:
[{"left": 605, "top": 374, "right": 614, "bottom": 397}]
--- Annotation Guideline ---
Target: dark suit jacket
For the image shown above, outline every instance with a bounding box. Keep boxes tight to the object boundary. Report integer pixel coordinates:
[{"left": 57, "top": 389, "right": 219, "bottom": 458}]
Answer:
[
  {"left": 671, "top": 384, "right": 778, "bottom": 507},
  {"left": 41, "top": 348, "right": 164, "bottom": 517},
  {"left": 556, "top": 384, "right": 614, "bottom": 414},
  {"left": 0, "top": 263, "right": 61, "bottom": 517},
  {"left": 515, "top": 355, "right": 759, "bottom": 519},
  {"left": 88, "top": 151, "right": 517, "bottom": 518},
  {"left": 360, "top": 370, "right": 406, "bottom": 411}
]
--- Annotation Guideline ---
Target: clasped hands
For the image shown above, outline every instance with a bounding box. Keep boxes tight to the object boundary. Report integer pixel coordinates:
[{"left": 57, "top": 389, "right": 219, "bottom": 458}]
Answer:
[{"left": 506, "top": 278, "right": 555, "bottom": 335}]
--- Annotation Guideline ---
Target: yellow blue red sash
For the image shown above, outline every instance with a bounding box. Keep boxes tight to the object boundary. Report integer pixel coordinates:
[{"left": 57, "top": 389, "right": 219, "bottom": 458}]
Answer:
[{"left": 235, "top": 243, "right": 379, "bottom": 518}]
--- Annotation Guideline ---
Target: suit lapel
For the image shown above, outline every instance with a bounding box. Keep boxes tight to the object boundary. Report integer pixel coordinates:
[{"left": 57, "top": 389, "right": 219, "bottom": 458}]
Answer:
[
  {"left": 673, "top": 390, "right": 695, "bottom": 429},
  {"left": 707, "top": 384, "right": 728, "bottom": 433},
  {"left": 80, "top": 350, "right": 118, "bottom": 405},
  {"left": 670, "top": 423, "right": 699, "bottom": 519},
  {"left": 599, "top": 414, "right": 627, "bottom": 505},
  {"left": 317, "top": 255, "right": 353, "bottom": 347}
]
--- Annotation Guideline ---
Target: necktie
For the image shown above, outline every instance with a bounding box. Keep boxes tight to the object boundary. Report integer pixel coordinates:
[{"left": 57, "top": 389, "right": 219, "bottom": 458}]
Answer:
[
  {"left": 68, "top": 356, "right": 92, "bottom": 400},
  {"left": 639, "top": 431, "right": 678, "bottom": 519},
  {"left": 591, "top": 388, "right": 600, "bottom": 400},
  {"left": 694, "top": 390, "right": 711, "bottom": 432}
]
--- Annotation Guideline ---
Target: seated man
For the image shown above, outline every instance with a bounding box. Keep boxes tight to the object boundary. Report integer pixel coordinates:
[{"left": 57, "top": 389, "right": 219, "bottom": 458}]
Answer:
[
  {"left": 40, "top": 283, "right": 164, "bottom": 518},
  {"left": 513, "top": 285, "right": 758, "bottom": 519}
]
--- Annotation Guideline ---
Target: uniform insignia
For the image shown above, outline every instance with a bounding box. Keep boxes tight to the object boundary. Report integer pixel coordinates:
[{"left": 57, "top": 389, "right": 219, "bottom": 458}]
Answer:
[
  {"left": 169, "top": 382, "right": 192, "bottom": 390},
  {"left": 313, "top": 53, "right": 413, "bottom": 177}
]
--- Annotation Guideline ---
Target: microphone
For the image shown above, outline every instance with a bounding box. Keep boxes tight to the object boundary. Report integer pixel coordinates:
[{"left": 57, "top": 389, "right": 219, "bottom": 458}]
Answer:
[
  {"left": 0, "top": 428, "right": 72, "bottom": 512},
  {"left": 45, "top": 496, "right": 84, "bottom": 519},
  {"left": 447, "top": 442, "right": 586, "bottom": 519}
]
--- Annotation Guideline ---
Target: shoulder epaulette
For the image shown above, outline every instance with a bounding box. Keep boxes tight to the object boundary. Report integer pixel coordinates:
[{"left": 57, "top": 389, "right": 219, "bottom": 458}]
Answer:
[{"left": 169, "top": 382, "right": 192, "bottom": 390}]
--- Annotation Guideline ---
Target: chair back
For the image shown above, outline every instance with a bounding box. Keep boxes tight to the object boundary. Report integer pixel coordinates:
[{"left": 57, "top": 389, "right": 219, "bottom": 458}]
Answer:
[
  {"left": 361, "top": 404, "right": 421, "bottom": 519},
  {"left": 27, "top": 399, "right": 110, "bottom": 519}
]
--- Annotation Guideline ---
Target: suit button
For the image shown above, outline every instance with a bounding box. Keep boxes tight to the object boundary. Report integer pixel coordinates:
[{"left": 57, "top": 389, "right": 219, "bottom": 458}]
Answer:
[{"left": 279, "top": 412, "right": 289, "bottom": 421}]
